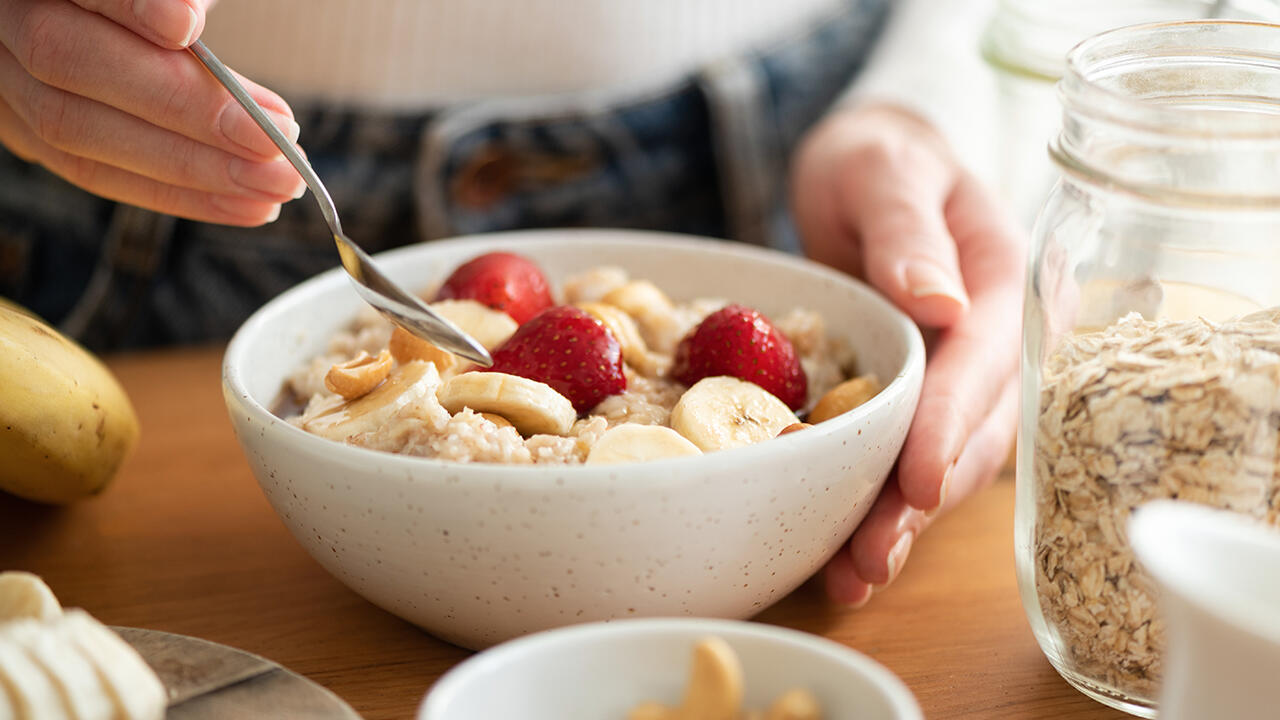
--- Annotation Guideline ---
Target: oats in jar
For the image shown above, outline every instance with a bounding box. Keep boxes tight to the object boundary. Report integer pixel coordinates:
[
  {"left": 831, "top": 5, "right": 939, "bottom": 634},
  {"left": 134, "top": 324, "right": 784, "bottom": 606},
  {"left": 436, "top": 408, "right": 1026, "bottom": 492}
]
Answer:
[{"left": 1032, "top": 308, "right": 1280, "bottom": 698}]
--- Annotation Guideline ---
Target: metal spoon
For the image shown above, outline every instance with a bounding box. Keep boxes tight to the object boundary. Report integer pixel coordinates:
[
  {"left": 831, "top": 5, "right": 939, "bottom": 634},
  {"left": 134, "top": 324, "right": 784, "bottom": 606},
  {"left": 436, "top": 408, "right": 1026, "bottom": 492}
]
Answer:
[{"left": 189, "top": 40, "right": 492, "bottom": 366}]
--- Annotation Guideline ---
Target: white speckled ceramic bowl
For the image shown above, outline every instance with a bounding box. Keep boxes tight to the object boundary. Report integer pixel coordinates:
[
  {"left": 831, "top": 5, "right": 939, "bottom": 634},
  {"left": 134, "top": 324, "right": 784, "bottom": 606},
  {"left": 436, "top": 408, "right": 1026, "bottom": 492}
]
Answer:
[
  {"left": 417, "top": 618, "right": 923, "bottom": 720},
  {"left": 223, "top": 230, "right": 924, "bottom": 650}
]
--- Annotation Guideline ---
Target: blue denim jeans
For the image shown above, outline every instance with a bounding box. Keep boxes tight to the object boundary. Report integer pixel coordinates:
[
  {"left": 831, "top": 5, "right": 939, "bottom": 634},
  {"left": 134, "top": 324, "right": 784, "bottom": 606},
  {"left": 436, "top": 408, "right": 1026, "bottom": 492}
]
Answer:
[{"left": 0, "top": 0, "right": 887, "bottom": 351}]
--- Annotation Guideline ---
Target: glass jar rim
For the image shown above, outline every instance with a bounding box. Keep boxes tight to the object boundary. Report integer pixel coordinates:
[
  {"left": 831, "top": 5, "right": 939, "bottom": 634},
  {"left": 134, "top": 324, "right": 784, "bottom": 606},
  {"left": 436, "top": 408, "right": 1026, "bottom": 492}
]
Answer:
[
  {"left": 1061, "top": 20, "right": 1280, "bottom": 140},
  {"left": 982, "top": 1, "right": 1280, "bottom": 81},
  {"left": 1053, "top": 19, "right": 1280, "bottom": 208}
]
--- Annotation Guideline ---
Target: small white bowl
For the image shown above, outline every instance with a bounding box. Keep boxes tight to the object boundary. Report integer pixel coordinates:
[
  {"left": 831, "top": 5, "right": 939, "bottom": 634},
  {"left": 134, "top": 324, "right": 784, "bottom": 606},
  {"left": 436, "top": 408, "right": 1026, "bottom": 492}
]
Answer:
[
  {"left": 418, "top": 618, "right": 923, "bottom": 720},
  {"left": 223, "top": 230, "right": 925, "bottom": 649},
  {"left": 1129, "top": 501, "right": 1280, "bottom": 720}
]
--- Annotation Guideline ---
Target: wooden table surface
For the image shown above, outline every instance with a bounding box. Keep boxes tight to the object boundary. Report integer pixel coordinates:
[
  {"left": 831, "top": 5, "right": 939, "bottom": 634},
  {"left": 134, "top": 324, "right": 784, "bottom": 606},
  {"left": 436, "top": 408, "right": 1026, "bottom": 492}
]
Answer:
[{"left": 0, "top": 346, "right": 1128, "bottom": 719}]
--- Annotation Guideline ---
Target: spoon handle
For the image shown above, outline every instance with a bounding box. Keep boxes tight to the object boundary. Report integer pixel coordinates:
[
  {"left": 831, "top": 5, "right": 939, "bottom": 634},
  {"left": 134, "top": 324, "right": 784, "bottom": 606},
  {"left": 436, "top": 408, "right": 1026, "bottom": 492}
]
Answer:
[
  {"left": 188, "top": 40, "right": 344, "bottom": 238},
  {"left": 189, "top": 40, "right": 492, "bottom": 367}
]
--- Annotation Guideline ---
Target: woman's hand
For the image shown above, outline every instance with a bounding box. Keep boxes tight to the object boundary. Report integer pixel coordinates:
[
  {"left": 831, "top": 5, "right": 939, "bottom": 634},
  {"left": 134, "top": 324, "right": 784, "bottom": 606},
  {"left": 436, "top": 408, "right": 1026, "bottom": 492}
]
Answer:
[
  {"left": 0, "top": 0, "right": 303, "bottom": 225},
  {"left": 790, "top": 103, "right": 1025, "bottom": 606}
]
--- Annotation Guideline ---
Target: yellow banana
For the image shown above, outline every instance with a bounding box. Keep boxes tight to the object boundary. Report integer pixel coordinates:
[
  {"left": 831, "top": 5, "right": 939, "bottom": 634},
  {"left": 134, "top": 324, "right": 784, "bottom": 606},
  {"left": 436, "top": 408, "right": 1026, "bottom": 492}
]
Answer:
[{"left": 0, "top": 304, "right": 139, "bottom": 504}]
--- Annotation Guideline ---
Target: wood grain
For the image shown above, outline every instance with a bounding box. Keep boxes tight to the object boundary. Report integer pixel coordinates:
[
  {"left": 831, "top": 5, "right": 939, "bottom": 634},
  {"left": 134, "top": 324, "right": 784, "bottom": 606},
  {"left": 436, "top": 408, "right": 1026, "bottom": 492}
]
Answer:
[{"left": 0, "top": 346, "right": 1128, "bottom": 719}]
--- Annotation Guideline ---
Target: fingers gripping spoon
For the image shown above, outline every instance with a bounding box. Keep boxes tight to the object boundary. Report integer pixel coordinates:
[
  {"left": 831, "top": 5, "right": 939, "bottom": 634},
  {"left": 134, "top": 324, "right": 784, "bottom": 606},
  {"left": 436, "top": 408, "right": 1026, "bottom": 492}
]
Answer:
[{"left": 189, "top": 40, "right": 492, "bottom": 366}]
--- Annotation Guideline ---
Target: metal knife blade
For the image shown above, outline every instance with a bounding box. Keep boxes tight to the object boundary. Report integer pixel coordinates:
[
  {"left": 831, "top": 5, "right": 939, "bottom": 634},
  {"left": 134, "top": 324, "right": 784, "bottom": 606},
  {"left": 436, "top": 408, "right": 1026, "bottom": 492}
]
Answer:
[
  {"left": 114, "top": 627, "right": 274, "bottom": 706},
  {"left": 113, "top": 627, "right": 361, "bottom": 719}
]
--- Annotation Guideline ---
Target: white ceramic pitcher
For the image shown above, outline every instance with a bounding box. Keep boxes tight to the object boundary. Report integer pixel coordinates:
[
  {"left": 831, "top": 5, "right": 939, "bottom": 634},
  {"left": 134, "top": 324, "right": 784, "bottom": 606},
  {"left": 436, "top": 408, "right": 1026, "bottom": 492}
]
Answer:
[{"left": 1128, "top": 501, "right": 1280, "bottom": 720}]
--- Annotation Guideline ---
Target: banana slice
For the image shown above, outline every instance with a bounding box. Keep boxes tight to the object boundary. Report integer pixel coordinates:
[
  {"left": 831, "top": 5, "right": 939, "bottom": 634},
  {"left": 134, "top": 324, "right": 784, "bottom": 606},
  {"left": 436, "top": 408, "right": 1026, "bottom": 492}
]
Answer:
[
  {"left": 602, "top": 280, "right": 674, "bottom": 318},
  {"left": 670, "top": 377, "right": 799, "bottom": 452},
  {"left": 5, "top": 619, "right": 112, "bottom": 720},
  {"left": 478, "top": 412, "right": 516, "bottom": 431},
  {"left": 59, "top": 610, "right": 164, "bottom": 720},
  {"left": 302, "top": 361, "right": 441, "bottom": 442},
  {"left": 437, "top": 372, "right": 575, "bottom": 437},
  {"left": 0, "top": 635, "right": 70, "bottom": 720},
  {"left": 0, "top": 573, "right": 61, "bottom": 622},
  {"left": 585, "top": 425, "right": 702, "bottom": 465},
  {"left": 681, "top": 637, "right": 743, "bottom": 720},
  {"left": 600, "top": 281, "right": 685, "bottom": 353},
  {"left": 573, "top": 302, "right": 664, "bottom": 376},
  {"left": 562, "top": 266, "right": 629, "bottom": 304},
  {"left": 429, "top": 300, "right": 519, "bottom": 350},
  {"left": 0, "top": 677, "right": 15, "bottom": 720}
]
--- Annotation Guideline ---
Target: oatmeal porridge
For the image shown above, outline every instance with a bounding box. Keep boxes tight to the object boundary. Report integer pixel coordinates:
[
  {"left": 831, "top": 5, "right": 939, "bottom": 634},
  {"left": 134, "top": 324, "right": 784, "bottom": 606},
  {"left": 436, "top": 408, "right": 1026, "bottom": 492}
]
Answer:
[{"left": 281, "top": 252, "right": 879, "bottom": 465}]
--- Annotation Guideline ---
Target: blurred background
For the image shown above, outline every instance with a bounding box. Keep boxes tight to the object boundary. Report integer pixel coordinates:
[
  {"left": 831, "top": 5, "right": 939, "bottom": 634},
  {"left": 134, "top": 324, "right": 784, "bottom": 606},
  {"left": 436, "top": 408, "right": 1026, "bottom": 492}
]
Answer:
[{"left": 981, "top": 0, "right": 1280, "bottom": 226}]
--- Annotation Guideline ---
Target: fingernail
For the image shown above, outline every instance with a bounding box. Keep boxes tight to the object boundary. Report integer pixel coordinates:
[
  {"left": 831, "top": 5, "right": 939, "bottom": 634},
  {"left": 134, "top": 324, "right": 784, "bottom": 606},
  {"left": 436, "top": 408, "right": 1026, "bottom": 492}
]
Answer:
[
  {"left": 926, "top": 461, "right": 956, "bottom": 518},
  {"left": 832, "top": 577, "right": 872, "bottom": 609},
  {"left": 220, "top": 107, "right": 301, "bottom": 157},
  {"left": 133, "top": 0, "right": 199, "bottom": 47},
  {"left": 282, "top": 117, "right": 301, "bottom": 144},
  {"left": 265, "top": 204, "right": 281, "bottom": 223},
  {"left": 904, "top": 260, "right": 969, "bottom": 308},
  {"left": 228, "top": 156, "right": 303, "bottom": 198},
  {"left": 884, "top": 532, "right": 914, "bottom": 583}
]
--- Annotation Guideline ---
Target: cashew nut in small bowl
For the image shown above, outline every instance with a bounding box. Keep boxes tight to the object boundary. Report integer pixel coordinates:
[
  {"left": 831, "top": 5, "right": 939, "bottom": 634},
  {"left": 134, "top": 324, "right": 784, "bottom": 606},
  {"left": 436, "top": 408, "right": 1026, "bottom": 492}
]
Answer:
[
  {"left": 324, "top": 350, "right": 393, "bottom": 400},
  {"left": 627, "top": 637, "right": 822, "bottom": 720}
]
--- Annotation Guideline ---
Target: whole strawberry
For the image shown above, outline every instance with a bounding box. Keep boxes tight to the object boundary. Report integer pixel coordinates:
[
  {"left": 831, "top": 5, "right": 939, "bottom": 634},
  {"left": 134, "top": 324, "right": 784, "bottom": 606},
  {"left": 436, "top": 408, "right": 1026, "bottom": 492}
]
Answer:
[
  {"left": 489, "top": 306, "right": 626, "bottom": 413},
  {"left": 671, "top": 304, "right": 807, "bottom": 410},
  {"left": 434, "top": 251, "right": 553, "bottom": 324}
]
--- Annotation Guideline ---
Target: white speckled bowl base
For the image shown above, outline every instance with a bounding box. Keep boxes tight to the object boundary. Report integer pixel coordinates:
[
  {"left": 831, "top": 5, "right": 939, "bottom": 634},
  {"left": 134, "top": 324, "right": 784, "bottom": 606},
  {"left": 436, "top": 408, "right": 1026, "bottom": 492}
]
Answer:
[{"left": 224, "top": 230, "right": 924, "bottom": 650}]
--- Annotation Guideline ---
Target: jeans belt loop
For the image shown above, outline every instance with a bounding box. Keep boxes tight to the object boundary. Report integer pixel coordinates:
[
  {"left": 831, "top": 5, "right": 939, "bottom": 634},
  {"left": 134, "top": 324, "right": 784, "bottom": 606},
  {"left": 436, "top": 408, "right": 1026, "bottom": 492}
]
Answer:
[
  {"left": 0, "top": 225, "right": 32, "bottom": 300},
  {"left": 416, "top": 102, "right": 508, "bottom": 241},
  {"left": 59, "top": 205, "right": 174, "bottom": 348},
  {"left": 698, "top": 56, "right": 782, "bottom": 250}
]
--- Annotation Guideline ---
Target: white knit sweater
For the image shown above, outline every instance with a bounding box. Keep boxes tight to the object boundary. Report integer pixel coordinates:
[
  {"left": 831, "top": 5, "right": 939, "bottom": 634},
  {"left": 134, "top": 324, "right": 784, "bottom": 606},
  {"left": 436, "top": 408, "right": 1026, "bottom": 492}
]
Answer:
[
  {"left": 202, "top": 0, "right": 997, "bottom": 174},
  {"left": 203, "top": 0, "right": 843, "bottom": 105}
]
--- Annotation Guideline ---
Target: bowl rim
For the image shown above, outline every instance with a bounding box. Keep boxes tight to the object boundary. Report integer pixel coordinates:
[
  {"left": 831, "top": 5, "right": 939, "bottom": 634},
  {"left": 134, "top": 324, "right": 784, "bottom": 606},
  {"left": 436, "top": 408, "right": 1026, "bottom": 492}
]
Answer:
[
  {"left": 415, "top": 617, "right": 924, "bottom": 719},
  {"left": 222, "top": 229, "right": 926, "bottom": 479}
]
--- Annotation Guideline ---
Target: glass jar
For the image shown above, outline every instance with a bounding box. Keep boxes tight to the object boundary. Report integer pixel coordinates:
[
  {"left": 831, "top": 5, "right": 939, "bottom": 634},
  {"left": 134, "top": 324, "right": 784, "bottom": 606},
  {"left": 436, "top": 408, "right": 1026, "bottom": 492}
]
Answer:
[
  {"left": 981, "top": 0, "right": 1280, "bottom": 227},
  {"left": 1016, "top": 21, "right": 1280, "bottom": 717}
]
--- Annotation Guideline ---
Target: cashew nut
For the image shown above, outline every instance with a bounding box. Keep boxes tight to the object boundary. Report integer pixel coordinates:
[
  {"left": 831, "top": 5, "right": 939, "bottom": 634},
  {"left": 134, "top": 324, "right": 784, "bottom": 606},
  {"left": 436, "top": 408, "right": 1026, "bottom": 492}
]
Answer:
[
  {"left": 777, "top": 422, "right": 814, "bottom": 437},
  {"left": 388, "top": 327, "right": 461, "bottom": 375},
  {"left": 324, "top": 350, "right": 393, "bottom": 400},
  {"left": 808, "top": 375, "right": 882, "bottom": 424},
  {"left": 626, "top": 637, "right": 823, "bottom": 720}
]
